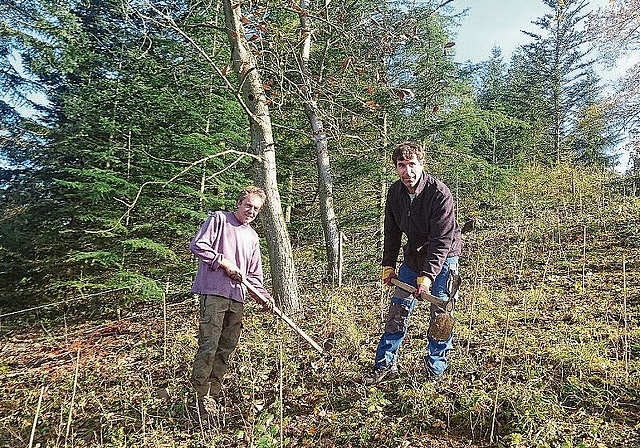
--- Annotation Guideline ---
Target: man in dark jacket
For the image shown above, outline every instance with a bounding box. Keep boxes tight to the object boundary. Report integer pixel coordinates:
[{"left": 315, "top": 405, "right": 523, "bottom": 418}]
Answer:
[{"left": 364, "top": 141, "right": 462, "bottom": 385}]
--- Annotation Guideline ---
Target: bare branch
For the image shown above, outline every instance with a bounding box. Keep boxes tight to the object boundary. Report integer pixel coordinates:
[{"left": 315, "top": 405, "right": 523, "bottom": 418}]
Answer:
[
  {"left": 137, "top": 1, "right": 262, "bottom": 124},
  {"left": 87, "top": 150, "right": 260, "bottom": 234}
]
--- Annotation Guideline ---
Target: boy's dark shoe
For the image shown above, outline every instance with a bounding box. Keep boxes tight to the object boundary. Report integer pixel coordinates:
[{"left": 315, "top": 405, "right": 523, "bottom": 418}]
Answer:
[{"left": 192, "top": 395, "right": 219, "bottom": 422}]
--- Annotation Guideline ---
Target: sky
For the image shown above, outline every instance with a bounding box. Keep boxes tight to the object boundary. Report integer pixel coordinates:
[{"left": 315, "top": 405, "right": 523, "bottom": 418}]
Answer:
[{"left": 451, "top": 0, "right": 611, "bottom": 64}]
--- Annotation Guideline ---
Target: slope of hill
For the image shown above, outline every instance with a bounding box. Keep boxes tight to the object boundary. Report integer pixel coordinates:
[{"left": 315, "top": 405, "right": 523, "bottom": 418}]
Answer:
[{"left": 1, "top": 165, "right": 638, "bottom": 447}]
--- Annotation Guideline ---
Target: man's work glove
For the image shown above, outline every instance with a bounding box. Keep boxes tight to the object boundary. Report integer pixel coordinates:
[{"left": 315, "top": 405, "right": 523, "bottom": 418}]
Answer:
[
  {"left": 416, "top": 276, "right": 432, "bottom": 298},
  {"left": 220, "top": 258, "right": 243, "bottom": 281},
  {"left": 382, "top": 266, "right": 397, "bottom": 285}
]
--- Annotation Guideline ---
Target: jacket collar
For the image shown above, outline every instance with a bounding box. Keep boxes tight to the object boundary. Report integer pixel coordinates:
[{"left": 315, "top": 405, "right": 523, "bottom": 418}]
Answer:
[{"left": 401, "top": 171, "right": 427, "bottom": 197}]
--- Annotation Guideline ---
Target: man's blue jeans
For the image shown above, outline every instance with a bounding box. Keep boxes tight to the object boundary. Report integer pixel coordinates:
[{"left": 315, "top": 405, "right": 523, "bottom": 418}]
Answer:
[{"left": 374, "top": 256, "right": 459, "bottom": 376}]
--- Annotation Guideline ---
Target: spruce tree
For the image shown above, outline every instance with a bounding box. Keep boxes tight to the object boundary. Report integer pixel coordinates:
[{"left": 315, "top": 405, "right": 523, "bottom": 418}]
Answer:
[
  {"left": 0, "top": 0, "right": 248, "bottom": 307},
  {"left": 520, "top": 0, "right": 603, "bottom": 165}
]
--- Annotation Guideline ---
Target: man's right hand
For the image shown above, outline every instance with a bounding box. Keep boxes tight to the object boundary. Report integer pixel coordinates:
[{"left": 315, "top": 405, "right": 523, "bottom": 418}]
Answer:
[
  {"left": 416, "top": 276, "right": 432, "bottom": 298},
  {"left": 382, "top": 266, "right": 397, "bottom": 285},
  {"left": 220, "top": 258, "right": 243, "bottom": 281}
]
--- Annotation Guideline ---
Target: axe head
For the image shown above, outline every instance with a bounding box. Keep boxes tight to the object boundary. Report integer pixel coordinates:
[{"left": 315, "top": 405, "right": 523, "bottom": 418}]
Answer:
[{"left": 389, "top": 278, "right": 452, "bottom": 311}]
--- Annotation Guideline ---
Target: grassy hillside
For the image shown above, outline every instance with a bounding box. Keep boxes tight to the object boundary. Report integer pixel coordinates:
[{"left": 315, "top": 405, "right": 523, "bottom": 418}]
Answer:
[{"left": 1, "top": 165, "right": 638, "bottom": 447}]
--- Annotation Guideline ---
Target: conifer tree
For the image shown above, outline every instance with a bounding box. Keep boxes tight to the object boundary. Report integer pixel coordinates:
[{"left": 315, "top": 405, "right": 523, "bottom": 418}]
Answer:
[
  {"left": 520, "top": 0, "right": 602, "bottom": 165},
  {"left": 0, "top": 0, "right": 248, "bottom": 306},
  {"left": 472, "top": 47, "right": 531, "bottom": 167}
]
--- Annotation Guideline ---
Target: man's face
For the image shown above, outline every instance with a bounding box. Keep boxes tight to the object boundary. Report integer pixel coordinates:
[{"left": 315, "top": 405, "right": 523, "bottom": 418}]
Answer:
[
  {"left": 396, "top": 155, "right": 423, "bottom": 191},
  {"left": 234, "top": 193, "right": 264, "bottom": 225}
]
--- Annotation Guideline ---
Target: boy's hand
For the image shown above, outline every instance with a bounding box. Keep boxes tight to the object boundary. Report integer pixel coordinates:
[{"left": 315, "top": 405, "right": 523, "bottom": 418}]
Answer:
[
  {"left": 220, "top": 258, "right": 243, "bottom": 281},
  {"left": 382, "top": 266, "right": 397, "bottom": 285},
  {"left": 258, "top": 297, "right": 274, "bottom": 312}
]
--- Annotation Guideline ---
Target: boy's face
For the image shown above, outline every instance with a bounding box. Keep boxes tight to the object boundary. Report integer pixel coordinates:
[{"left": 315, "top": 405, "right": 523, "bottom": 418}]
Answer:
[{"left": 234, "top": 193, "right": 264, "bottom": 225}]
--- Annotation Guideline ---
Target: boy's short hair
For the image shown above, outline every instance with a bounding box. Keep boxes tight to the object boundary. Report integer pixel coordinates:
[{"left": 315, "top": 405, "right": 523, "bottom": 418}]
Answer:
[
  {"left": 237, "top": 186, "right": 266, "bottom": 204},
  {"left": 391, "top": 141, "right": 424, "bottom": 164}
]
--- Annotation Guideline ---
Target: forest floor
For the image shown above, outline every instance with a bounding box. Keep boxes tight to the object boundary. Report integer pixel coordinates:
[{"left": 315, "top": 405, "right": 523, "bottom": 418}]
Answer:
[{"left": 1, "top": 166, "right": 639, "bottom": 447}]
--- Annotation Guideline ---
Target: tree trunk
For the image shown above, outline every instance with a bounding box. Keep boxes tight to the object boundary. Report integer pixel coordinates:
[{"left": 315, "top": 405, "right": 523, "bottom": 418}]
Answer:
[
  {"left": 298, "top": 0, "right": 340, "bottom": 284},
  {"left": 309, "top": 109, "right": 340, "bottom": 283},
  {"left": 222, "top": 0, "right": 300, "bottom": 312},
  {"left": 378, "top": 114, "right": 388, "bottom": 251}
]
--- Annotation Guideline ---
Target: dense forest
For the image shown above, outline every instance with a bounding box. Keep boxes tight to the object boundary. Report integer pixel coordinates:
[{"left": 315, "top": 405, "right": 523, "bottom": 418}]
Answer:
[{"left": 1, "top": 0, "right": 638, "bottom": 447}]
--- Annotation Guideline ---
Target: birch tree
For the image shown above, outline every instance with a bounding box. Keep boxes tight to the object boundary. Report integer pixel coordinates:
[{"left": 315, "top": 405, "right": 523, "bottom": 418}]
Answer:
[
  {"left": 221, "top": 0, "right": 301, "bottom": 311},
  {"left": 588, "top": 0, "right": 640, "bottom": 173},
  {"left": 295, "top": 0, "right": 340, "bottom": 284}
]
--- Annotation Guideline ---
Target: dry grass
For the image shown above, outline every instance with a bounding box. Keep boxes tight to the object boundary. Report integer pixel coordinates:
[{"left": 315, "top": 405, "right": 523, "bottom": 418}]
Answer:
[{"left": 1, "top": 166, "right": 639, "bottom": 447}]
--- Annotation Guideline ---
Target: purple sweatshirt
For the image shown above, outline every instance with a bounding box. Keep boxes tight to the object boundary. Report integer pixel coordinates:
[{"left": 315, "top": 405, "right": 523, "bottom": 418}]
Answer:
[{"left": 189, "top": 211, "right": 272, "bottom": 303}]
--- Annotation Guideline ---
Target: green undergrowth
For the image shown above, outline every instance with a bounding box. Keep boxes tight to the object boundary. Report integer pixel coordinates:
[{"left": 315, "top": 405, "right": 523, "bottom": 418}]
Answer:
[{"left": 1, "top": 165, "right": 639, "bottom": 447}]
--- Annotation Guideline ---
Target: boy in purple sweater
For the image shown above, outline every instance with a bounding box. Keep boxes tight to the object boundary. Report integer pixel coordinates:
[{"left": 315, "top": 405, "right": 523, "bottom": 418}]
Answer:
[{"left": 189, "top": 186, "right": 272, "bottom": 415}]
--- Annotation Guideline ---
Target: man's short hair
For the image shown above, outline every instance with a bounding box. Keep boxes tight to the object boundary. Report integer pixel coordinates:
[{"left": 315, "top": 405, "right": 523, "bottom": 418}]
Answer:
[
  {"left": 391, "top": 141, "right": 424, "bottom": 164},
  {"left": 237, "top": 186, "right": 266, "bottom": 204}
]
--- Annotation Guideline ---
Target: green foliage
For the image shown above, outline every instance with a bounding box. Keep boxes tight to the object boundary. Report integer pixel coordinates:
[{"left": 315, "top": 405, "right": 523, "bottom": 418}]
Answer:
[
  {"left": 0, "top": 0, "right": 632, "bottom": 322},
  {"left": 572, "top": 101, "right": 620, "bottom": 167},
  {"left": 108, "top": 271, "right": 164, "bottom": 302},
  {"left": 66, "top": 250, "right": 120, "bottom": 268},
  {"left": 120, "top": 238, "right": 178, "bottom": 261},
  {"left": 0, "top": 0, "right": 251, "bottom": 307}
]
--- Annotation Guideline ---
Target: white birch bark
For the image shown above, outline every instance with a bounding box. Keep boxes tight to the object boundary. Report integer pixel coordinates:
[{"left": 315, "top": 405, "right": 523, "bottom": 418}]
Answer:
[
  {"left": 222, "top": 0, "right": 300, "bottom": 311},
  {"left": 298, "top": 0, "right": 341, "bottom": 283}
]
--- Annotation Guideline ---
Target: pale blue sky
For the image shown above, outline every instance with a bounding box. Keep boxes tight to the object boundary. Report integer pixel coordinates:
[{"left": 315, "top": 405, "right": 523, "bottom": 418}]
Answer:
[{"left": 451, "top": 0, "right": 610, "bottom": 63}]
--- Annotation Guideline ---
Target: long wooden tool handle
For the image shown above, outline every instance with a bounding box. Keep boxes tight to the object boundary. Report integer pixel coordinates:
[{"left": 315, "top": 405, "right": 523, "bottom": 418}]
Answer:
[
  {"left": 242, "top": 280, "right": 326, "bottom": 356},
  {"left": 390, "top": 278, "right": 450, "bottom": 310}
]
